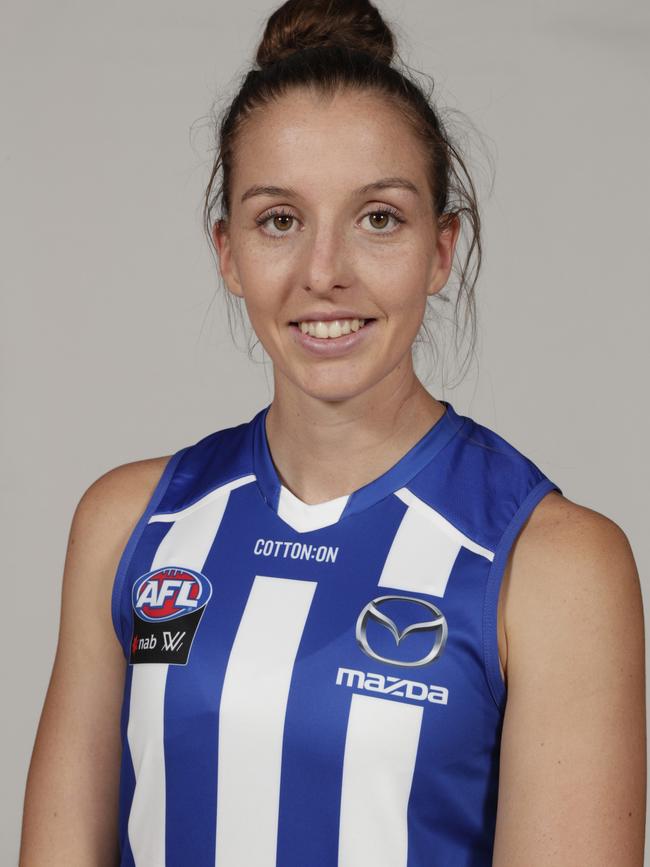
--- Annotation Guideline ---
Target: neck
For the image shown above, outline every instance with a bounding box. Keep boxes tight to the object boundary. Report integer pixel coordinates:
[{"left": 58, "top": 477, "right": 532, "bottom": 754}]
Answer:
[{"left": 264, "top": 363, "right": 447, "bottom": 506}]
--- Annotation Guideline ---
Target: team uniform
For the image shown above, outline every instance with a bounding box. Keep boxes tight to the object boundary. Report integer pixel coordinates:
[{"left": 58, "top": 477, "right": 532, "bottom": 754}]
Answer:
[{"left": 111, "top": 400, "right": 561, "bottom": 866}]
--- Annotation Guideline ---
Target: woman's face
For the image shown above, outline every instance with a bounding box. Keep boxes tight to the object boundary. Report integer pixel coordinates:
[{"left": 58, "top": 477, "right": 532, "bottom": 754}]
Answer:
[{"left": 213, "top": 87, "right": 459, "bottom": 404}]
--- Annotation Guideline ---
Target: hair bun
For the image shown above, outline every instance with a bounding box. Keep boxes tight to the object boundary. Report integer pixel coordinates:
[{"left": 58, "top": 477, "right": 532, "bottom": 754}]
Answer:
[{"left": 256, "top": 0, "right": 395, "bottom": 69}]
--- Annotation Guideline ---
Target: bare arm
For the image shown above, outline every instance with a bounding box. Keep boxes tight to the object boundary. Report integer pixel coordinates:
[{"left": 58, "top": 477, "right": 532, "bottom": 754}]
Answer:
[
  {"left": 493, "top": 494, "right": 646, "bottom": 865},
  {"left": 19, "top": 456, "right": 170, "bottom": 867}
]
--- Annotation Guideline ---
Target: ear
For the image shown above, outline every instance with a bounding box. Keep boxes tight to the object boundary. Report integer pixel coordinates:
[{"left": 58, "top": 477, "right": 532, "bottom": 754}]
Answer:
[
  {"left": 427, "top": 213, "right": 461, "bottom": 297},
  {"left": 211, "top": 218, "right": 245, "bottom": 299}
]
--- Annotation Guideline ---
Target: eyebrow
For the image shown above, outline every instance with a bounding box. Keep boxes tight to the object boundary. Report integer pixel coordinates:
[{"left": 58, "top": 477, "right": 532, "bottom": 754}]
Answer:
[{"left": 240, "top": 176, "right": 420, "bottom": 204}]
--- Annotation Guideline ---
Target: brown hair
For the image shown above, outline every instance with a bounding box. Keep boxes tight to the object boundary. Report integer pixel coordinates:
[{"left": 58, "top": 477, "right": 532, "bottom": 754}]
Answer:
[{"left": 201, "top": 0, "right": 487, "bottom": 387}]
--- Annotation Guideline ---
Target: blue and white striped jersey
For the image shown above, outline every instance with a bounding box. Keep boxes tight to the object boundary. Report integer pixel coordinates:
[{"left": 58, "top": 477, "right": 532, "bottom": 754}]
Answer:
[{"left": 111, "top": 399, "right": 561, "bottom": 866}]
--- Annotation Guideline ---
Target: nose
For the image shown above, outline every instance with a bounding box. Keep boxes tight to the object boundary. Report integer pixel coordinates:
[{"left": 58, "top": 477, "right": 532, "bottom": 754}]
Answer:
[{"left": 300, "top": 222, "right": 352, "bottom": 296}]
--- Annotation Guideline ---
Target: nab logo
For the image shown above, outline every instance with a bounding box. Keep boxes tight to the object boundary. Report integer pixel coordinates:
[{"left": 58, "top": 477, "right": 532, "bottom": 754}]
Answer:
[
  {"left": 133, "top": 567, "right": 212, "bottom": 622},
  {"left": 129, "top": 567, "right": 212, "bottom": 666},
  {"left": 131, "top": 631, "right": 186, "bottom": 654}
]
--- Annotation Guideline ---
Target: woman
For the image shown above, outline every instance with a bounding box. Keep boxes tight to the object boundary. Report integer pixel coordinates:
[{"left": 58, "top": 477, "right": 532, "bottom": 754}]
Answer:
[{"left": 19, "top": 0, "right": 646, "bottom": 864}]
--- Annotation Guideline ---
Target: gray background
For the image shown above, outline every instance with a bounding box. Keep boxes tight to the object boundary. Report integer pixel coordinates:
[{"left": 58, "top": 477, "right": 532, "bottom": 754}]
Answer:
[{"left": 2, "top": 0, "right": 649, "bottom": 862}]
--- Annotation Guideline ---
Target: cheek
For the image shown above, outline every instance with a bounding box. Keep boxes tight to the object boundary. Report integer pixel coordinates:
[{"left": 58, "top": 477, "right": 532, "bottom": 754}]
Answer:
[
  {"left": 381, "top": 272, "right": 429, "bottom": 327},
  {"left": 234, "top": 262, "right": 285, "bottom": 331},
  {"left": 366, "top": 246, "right": 430, "bottom": 308},
  {"left": 244, "top": 296, "right": 282, "bottom": 344}
]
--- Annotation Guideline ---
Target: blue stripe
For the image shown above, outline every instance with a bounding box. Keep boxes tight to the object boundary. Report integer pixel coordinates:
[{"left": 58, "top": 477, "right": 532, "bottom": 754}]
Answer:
[
  {"left": 111, "top": 446, "right": 190, "bottom": 651},
  {"left": 117, "top": 666, "right": 136, "bottom": 867}
]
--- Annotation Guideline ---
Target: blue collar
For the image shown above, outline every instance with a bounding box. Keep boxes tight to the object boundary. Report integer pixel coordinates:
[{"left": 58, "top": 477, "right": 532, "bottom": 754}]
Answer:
[{"left": 252, "top": 400, "right": 466, "bottom": 524}]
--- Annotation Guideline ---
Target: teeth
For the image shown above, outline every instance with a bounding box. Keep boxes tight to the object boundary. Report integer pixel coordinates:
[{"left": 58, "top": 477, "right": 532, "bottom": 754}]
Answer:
[{"left": 298, "top": 318, "right": 367, "bottom": 339}]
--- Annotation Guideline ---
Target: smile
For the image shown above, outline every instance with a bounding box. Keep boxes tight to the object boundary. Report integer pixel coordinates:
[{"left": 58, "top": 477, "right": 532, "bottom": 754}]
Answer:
[
  {"left": 291, "top": 318, "right": 374, "bottom": 339},
  {"left": 288, "top": 318, "right": 377, "bottom": 357}
]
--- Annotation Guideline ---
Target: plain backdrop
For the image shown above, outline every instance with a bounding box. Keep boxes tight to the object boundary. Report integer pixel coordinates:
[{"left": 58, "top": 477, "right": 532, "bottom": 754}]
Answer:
[{"left": 2, "top": 0, "right": 649, "bottom": 863}]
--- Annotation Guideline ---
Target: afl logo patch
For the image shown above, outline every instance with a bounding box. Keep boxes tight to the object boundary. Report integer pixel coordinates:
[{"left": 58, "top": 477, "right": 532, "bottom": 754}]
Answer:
[
  {"left": 129, "top": 567, "right": 212, "bottom": 667},
  {"left": 133, "top": 567, "right": 212, "bottom": 622}
]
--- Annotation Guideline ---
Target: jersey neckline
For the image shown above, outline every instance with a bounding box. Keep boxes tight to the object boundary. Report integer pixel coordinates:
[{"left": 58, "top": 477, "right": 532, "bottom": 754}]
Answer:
[{"left": 251, "top": 399, "right": 467, "bottom": 533}]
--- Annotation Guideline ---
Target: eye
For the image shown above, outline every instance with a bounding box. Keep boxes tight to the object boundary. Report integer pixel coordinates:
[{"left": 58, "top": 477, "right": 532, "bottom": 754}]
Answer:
[
  {"left": 255, "top": 208, "right": 299, "bottom": 238},
  {"left": 360, "top": 206, "right": 405, "bottom": 234},
  {"left": 254, "top": 204, "right": 406, "bottom": 239}
]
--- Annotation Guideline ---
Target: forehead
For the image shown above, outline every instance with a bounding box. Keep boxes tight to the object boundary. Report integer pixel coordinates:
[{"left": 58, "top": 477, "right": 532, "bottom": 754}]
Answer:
[{"left": 233, "top": 88, "right": 427, "bottom": 197}]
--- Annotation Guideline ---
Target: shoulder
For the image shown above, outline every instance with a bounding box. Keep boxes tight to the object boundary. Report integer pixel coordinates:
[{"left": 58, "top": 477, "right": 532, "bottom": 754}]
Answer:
[
  {"left": 508, "top": 489, "right": 639, "bottom": 602},
  {"left": 56, "top": 455, "right": 174, "bottom": 647},
  {"left": 502, "top": 489, "right": 643, "bottom": 680},
  {"left": 77, "top": 455, "right": 172, "bottom": 515},
  {"left": 493, "top": 497, "right": 646, "bottom": 861},
  {"left": 70, "top": 455, "right": 173, "bottom": 566},
  {"left": 74, "top": 455, "right": 171, "bottom": 529}
]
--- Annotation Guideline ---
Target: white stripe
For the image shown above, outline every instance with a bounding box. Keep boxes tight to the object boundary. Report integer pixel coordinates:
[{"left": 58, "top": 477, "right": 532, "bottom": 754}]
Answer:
[
  {"left": 377, "top": 488, "right": 493, "bottom": 598},
  {"left": 148, "top": 474, "right": 255, "bottom": 522},
  {"left": 338, "top": 693, "right": 422, "bottom": 867},
  {"left": 395, "top": 488, "right": 494, "bottom": 560},
  {"left": 215, "top": 575, "right": 317, "bottom": 867},
  {"left": 127, "top": 481, "right": 237, "bottom": 866},
  {"left": 126, "top": 664, "right": 167, "bottom": 866},
  {"left": 277, "top": 483, "right": 349, "bottom": 533}
]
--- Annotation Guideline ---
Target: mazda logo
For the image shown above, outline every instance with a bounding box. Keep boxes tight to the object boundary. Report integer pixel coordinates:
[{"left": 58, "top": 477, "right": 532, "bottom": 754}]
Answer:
[{"left": 355, "top": 595, "right": 448, "bottom": 667}]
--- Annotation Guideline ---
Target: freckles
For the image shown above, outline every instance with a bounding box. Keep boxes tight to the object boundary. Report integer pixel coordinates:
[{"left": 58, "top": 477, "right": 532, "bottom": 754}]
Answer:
[
  {"left": 382, "top": 276, "right": 423, "bottom": 310},
  {"left": 236, "top": 232, "right": 274, "bottom": 269}
]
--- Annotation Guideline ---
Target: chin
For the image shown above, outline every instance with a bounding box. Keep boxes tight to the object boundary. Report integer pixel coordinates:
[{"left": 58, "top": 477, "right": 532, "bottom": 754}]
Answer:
[{"left": 292, "top": 371, "right": 383, "bottom": 404}]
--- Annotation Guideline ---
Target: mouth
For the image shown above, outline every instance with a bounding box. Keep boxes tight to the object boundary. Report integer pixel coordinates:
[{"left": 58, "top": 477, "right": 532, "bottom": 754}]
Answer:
[
  {"left": 288, "top": 317, "right": 376, "bottom": 340},
  {"left": 287, "top": 316, "right": 377, "bottom": 358}
]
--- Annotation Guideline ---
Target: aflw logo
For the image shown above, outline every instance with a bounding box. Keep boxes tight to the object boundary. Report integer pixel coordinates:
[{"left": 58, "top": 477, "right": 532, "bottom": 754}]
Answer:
[
  {"left": 163, "top": 631, "right": 185, "bottom": 651},
  {"left": 335, "top": 667, "right": 449, "bottom": 705}
]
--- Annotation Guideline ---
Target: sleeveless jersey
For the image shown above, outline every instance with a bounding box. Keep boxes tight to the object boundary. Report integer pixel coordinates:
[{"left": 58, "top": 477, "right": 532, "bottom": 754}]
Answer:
[{"left": 111, "top": 399, "right": 562, "bottom": 866}]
